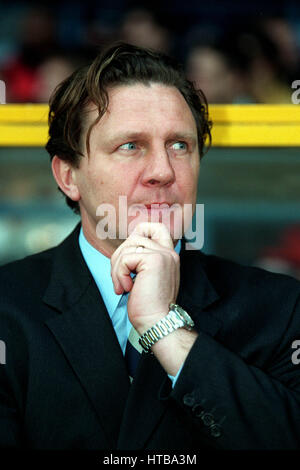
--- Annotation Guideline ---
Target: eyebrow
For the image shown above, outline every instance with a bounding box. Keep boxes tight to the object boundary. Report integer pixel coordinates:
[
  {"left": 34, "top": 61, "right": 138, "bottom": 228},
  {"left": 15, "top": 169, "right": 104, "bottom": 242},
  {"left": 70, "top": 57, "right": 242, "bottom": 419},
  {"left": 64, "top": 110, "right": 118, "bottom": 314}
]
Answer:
[{"left": 105, "top": 131, "right": 198, "bottom": 145}]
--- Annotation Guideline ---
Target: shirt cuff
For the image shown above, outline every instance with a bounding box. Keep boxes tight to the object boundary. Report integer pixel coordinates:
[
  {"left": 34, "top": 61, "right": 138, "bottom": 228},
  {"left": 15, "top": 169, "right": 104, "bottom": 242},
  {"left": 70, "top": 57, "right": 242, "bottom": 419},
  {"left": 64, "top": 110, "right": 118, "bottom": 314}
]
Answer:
[{"left": 167, "top": 363, "right": 184, "bottom": 388}]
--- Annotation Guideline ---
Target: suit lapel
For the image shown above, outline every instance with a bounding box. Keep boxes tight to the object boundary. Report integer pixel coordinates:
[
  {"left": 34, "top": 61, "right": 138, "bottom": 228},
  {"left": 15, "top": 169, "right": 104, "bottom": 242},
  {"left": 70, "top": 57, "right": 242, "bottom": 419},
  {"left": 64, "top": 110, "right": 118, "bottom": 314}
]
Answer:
[
  {"left": 177, "top": 240, "right": 222, "bottom": 337},
  {"left": 43, "top": 224, "right": 130, "bottom": 447},
  {"left": 118, "top": 240, "right": 223, "bottom": 449}
]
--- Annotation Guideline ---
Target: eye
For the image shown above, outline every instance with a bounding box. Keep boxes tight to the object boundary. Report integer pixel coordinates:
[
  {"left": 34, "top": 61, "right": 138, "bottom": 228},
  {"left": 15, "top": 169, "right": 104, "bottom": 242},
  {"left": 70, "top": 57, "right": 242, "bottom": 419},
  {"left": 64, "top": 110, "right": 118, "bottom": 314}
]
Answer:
[
  {"left": 119, "top": 142, "right": 137, "bottom": 151},
  {"left": 171, "top": 141, "right": 187, "bottom": 151}
]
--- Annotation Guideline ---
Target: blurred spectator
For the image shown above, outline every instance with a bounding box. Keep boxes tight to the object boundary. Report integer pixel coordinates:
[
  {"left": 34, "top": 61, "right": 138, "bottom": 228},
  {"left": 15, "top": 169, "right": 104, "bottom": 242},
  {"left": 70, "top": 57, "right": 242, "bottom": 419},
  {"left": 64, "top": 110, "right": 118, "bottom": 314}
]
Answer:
[
  {"left": 119, "top": 8, "right": 171, "bottom": 54},
  {"left": 1, "top": 6, "right": 59, "bottom": 102},
  {"left": 262, "top": 17, "right": 300, "bottom": 83},
  {"left": 223, "top": 22, "right": 293, "bottom": 103},
  {"left": 254, "top": 225, "right": 300, "bottom": 280},
  {"left": 34, "top": 55, "right": 75, "bottom": 103},
  {"left": 185, "top": 44, "right": 248, "bottom": 103}
]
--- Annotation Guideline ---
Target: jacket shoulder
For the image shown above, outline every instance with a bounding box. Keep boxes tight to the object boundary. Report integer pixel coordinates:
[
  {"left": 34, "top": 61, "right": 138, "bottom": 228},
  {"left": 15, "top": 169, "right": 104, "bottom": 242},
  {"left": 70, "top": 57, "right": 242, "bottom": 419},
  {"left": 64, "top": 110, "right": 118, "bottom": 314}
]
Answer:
[
  {"left": 201, "top": 251, "right": 300, "bottom": 297},
  {"left": 0, "top": 247, "right": 56, "bottom": 304},
  {"left": 0, "top": 224, "right": 81, "bottom": 300}
]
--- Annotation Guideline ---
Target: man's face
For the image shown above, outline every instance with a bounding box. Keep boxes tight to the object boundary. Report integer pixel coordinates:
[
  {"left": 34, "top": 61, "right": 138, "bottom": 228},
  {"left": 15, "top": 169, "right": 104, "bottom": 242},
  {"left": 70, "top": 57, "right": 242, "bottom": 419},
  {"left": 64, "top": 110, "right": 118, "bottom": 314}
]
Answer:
[{"left": 73, "top": 83, "right": 200, "bottom": 255}]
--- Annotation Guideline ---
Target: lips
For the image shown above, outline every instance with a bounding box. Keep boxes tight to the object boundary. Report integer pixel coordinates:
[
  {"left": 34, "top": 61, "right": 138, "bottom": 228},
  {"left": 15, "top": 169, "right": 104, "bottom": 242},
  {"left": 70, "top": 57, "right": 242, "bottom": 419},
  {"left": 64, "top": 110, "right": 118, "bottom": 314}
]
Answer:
[{"left": 144, "top": 202, "right": 171, "bottom": 208}]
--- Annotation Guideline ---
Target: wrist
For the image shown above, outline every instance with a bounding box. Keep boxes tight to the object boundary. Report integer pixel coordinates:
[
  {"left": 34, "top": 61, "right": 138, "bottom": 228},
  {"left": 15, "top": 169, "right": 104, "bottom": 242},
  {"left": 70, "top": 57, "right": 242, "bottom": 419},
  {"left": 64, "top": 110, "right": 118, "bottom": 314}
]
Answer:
[
  {"left": 138, "top": 304, "right": 195, "bottom": 354},
  {"left": 151, "top": 328, "right": 198, "bottom": 376},
  {"left": 132, "top": 308, "right": 170, "bottom": 335}
]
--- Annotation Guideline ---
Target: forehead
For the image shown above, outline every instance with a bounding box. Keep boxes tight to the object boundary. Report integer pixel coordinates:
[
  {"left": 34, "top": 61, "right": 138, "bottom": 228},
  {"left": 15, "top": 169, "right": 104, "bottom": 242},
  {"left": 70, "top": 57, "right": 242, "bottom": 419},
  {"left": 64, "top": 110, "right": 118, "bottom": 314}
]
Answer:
[{"left": 88, "top": 83, "right": 197, "bottom": 137}]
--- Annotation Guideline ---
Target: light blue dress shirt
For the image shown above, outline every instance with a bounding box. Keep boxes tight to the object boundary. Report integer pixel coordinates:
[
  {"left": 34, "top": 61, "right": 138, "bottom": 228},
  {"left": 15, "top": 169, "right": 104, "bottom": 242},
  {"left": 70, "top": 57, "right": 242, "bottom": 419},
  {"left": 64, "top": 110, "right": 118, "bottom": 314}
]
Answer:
[{"left": 78, "top": 228, "right": 183, "bottom": 386}]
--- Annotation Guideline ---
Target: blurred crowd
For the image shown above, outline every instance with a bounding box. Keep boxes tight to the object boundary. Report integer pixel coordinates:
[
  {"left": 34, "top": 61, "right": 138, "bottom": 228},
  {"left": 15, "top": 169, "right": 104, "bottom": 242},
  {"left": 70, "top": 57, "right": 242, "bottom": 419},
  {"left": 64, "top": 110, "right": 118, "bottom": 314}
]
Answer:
[{"left": 0, "top": 1, "right": 300, "bottom": 103}]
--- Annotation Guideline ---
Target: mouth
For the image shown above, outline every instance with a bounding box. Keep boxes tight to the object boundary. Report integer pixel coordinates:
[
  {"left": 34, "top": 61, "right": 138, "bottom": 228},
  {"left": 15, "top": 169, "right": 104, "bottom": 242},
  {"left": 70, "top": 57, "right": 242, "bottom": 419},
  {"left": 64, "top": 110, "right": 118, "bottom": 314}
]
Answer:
[
  {"left": 126, "top": 201, "right": 184, "bottom": 237},
  {"left": 144, "top": 202, "right": 172, "bottom": 209},
  {"left": 128, "top": 202, "right": 181, "bottom": 219}
]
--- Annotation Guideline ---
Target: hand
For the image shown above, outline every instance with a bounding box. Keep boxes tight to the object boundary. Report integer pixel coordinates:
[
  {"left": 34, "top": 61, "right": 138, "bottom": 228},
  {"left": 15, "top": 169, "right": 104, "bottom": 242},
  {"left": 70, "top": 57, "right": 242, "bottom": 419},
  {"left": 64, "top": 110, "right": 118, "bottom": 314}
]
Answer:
[
  {"left": 111, "top": 221, "right": 198, "bottom": 376},
  {"left": 110, "top": 222, "right": 180, "bottom": 333}
]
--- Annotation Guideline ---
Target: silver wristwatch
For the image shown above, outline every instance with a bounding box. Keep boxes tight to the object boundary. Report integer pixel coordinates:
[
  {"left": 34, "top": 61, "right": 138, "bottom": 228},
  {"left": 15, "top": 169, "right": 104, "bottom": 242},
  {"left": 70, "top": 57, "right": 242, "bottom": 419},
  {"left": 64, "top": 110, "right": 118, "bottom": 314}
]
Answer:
[{"left": 138, "top": 303, "right": 194, "bottom": 353}]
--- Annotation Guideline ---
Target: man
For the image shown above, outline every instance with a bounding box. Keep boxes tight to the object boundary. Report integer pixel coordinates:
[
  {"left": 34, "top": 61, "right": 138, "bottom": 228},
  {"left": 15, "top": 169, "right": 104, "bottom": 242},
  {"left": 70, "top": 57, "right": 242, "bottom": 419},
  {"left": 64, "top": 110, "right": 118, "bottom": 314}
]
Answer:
[{"left": 0, "top": 43, "right": 300, "bottom": 450}]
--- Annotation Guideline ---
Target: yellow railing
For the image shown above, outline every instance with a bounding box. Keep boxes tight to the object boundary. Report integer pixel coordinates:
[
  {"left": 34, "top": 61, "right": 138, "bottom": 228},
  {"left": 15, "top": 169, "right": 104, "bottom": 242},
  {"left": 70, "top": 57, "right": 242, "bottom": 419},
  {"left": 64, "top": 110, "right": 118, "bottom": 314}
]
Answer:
[{"left": 0, "top": 104, "right": 299, "bottom": 146}]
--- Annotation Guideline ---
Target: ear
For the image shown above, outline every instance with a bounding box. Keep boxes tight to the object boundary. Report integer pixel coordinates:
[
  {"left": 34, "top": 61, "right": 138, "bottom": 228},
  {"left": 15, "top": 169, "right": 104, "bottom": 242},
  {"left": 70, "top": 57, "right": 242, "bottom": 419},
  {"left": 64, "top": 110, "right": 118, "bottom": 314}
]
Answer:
[{"left": 51, "top": 156, "right": 80, "bottom": 202}]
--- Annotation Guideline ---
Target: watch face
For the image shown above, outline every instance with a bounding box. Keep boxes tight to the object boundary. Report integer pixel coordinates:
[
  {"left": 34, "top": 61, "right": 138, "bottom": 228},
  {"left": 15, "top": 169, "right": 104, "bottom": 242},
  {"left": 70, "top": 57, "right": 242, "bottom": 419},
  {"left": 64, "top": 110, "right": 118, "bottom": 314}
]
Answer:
[{"left": 172, "top": 304, "right": 194, "bottom": 327}]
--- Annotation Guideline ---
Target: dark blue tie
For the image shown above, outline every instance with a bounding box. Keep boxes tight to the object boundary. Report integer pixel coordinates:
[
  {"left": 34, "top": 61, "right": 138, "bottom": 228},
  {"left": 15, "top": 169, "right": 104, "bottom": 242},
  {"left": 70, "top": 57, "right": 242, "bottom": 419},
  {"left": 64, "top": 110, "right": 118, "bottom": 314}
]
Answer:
[{"left": 125, "top": 323, "right": 143, "bottom": 383}]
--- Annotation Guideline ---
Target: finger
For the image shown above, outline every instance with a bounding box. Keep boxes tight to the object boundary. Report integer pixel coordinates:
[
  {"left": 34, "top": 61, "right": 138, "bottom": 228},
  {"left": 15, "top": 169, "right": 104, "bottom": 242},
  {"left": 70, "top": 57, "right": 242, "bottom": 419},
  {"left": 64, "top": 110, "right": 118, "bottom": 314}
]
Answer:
[
  {"left": 112, "top": 252, "right": 146, "bottom": 294},
  {"left": 122, "top": 233, "right": 168, "bottom": 251},
  {"left": 111, "top": 233, "right": 171, "bottom": 268},
  {"left": 111, "top": 245, "right": 148, "bottom": 294},
  {"left": 131, "top": 222, "right": 174, "bottom": 249},
  {"left": 110, "top": 229, "right": 178, "bottom": 294}
]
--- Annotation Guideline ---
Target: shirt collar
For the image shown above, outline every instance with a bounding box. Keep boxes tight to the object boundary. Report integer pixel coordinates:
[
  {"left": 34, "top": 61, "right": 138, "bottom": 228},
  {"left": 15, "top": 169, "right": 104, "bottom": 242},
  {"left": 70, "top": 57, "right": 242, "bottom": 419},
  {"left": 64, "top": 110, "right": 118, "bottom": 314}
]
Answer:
[{"left": 79, "top": 227, "right": 181, "bottom": 318}]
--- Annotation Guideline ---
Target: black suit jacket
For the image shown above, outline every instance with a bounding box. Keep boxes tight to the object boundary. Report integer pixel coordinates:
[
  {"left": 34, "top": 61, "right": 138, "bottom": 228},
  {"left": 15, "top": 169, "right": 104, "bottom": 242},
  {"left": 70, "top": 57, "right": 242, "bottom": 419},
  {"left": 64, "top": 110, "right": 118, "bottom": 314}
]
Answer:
[{"left": 0, "top": 223, "right": 300, "bottom": 449}]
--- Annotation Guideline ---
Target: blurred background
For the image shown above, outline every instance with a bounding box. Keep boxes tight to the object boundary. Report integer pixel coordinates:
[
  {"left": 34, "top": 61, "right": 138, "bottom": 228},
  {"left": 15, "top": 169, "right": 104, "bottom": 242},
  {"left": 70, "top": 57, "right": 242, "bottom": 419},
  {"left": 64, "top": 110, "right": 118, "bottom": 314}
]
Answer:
[{"left": 1, "top": 0, "right": 300, "bottom": 279}]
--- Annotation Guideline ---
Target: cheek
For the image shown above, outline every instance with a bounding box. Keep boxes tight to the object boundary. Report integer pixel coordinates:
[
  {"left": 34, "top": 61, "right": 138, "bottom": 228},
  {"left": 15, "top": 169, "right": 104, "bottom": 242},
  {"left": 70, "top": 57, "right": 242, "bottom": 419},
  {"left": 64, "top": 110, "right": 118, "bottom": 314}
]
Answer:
[
  {"left": 191, "top": 155, "right": 200, "bottom": 177},
  {"left": 176, "top": 165, "right": 199, "bottom": 197},
  {"left": 114, "top": 166, "right": 140, "bottom": 194},
  {"left": 78, "top": 168, "right": 106, "bottom": 206},
  {"left": 86, "top": 162, "right": 110, "bottom": 189}
]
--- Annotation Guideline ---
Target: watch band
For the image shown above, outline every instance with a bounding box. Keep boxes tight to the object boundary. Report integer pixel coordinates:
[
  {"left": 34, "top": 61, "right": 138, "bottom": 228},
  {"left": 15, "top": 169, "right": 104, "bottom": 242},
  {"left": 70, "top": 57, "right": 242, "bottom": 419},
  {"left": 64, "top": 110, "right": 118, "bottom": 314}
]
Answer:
[{"left": 138, "top": 303, "right": 194, "bottom": 353}]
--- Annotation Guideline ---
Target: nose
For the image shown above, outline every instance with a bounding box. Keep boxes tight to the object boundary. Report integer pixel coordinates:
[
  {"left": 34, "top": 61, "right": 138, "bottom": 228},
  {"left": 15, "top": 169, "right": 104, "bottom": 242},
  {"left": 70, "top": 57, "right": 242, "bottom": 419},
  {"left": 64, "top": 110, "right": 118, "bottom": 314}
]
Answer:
[{"left": 141, "top": 148, "right": 175, "bottom": 187}]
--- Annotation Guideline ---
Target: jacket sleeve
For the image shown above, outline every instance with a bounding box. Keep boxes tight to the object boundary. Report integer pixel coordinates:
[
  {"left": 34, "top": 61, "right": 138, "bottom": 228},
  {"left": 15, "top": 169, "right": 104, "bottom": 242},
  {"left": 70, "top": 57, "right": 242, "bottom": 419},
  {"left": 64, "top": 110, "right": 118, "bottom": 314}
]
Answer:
[
  {"left": 0, "top": 310, "right": 26, "bottom": 448},
  {"left": 0, "top": 375, "right": 20, "bottom": 448},
  {"left": 168, "top": 295, "right": 300, "bottom": 449}
]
